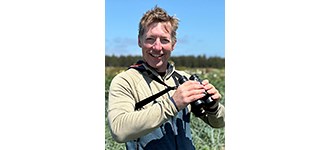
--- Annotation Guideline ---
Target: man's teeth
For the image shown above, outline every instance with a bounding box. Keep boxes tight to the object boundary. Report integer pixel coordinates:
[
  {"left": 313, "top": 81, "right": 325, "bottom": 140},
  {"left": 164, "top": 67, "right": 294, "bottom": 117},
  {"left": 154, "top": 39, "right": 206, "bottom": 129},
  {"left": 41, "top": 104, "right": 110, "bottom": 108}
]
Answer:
[{"left": 151, "top": 54, "right": 162, "bottom": 57}]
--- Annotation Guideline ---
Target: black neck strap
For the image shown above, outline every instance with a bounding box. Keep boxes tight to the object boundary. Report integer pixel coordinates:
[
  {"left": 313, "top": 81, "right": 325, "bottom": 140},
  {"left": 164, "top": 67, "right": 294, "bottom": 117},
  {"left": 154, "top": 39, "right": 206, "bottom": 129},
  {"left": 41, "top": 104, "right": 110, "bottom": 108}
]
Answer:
[{"left": 129, "top": 61, "right": 182, "bottom": 110}]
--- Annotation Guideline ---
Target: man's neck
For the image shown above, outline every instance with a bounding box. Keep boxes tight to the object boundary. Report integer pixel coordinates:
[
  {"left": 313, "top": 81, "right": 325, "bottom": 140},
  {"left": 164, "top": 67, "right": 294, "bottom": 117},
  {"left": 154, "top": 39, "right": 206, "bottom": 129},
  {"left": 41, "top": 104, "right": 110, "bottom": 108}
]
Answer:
[
  {"left": 143, "top": 61, "right": 169, "bottom": 74},
  {"left": 158, "top": 71, "right": 166, "bottom": 77}
]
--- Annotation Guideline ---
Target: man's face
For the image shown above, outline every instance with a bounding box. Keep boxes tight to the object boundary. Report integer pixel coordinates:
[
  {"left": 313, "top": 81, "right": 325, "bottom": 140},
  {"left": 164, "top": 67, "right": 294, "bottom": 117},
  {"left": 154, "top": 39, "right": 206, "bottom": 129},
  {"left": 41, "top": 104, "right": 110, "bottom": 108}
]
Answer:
[{"left": 139, "top": 22, "right": 176, "bottom": 72}]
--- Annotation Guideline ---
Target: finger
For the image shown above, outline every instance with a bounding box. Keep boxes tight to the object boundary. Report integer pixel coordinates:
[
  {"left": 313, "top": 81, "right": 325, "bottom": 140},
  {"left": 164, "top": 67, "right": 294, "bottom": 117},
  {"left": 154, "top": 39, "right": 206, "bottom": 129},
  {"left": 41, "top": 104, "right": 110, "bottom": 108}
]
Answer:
[
  {"left": 182, "top": 81, "right": 204, "bottom": 90},
  {"left": 211, "top": 91, "right": 221, "bottom": 100},
  {"left": 203, "top": 83, "right": 215, "bottom": 91},
  {"left": 201, "top": 79, "right": 209, "bottom": 86},
  {"left": 183, "top": 88, "right": 205, "bottom": 98},
  {"left": 191, "top": 93, "right": 207, "bottom": 102}
]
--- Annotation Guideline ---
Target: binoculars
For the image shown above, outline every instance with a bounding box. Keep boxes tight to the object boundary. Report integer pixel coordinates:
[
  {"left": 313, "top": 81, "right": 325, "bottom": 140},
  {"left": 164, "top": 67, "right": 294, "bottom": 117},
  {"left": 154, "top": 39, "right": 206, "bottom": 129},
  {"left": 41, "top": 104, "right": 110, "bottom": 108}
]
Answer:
[{"left": 178, "top": 74, "right": 217, "bottom": 117}]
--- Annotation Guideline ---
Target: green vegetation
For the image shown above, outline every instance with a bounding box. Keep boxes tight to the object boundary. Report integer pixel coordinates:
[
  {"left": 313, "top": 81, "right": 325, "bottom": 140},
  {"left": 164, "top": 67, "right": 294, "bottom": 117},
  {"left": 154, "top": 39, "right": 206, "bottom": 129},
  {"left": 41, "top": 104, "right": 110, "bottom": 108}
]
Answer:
[
  {"left": 105, "top": 66, "right": 225, "bottom": 150},
  {"left": 105, "top": 55, "right": 225, "bottom": 69}
]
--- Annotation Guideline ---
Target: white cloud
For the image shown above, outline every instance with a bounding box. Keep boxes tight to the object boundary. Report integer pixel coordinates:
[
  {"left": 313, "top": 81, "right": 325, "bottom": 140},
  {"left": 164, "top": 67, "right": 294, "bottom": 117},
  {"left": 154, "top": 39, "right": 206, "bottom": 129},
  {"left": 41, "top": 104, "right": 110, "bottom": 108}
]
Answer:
[{"left": 105, "top": 37, "right": 140, "bottom": 56}]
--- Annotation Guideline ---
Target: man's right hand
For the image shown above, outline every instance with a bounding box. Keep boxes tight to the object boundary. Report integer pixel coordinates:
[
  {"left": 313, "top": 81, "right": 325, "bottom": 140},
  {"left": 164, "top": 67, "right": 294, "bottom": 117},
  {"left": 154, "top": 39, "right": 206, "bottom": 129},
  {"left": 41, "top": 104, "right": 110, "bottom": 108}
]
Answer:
[{"left": 171, "top": 80, "right": 206, "bottom": 110}]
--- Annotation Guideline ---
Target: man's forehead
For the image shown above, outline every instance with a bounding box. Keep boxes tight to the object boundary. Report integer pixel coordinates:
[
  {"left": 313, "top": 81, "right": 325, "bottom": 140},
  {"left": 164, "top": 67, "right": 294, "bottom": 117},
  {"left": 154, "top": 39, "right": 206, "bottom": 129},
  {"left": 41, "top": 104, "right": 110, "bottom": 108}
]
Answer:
[{"left": 145, "top": 22, "right": 172, "bottom": 34}]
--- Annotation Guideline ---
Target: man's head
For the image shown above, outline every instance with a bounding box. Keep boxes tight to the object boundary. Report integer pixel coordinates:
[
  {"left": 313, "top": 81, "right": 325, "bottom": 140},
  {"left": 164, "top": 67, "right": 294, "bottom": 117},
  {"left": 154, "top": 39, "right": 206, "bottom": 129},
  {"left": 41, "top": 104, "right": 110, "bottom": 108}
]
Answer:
[{"left": 138, "top": 6, "right": 179, "bottom": 72}]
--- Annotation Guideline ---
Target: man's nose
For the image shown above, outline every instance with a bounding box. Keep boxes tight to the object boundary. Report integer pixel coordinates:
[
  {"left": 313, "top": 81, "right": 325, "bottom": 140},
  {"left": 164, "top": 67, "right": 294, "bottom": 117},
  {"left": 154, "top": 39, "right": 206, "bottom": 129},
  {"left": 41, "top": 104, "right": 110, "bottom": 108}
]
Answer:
[{"left": 152, "top": 39, "right": 162, "bottom": 50}]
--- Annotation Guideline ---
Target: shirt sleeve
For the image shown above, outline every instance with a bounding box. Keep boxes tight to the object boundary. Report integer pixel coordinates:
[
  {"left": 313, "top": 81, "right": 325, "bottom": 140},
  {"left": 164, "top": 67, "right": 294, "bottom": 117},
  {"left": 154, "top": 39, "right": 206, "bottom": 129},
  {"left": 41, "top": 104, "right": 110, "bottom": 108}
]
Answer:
[
  {"left": 199, "top": 103, "right": 225, "bottom": 128},
  {"left": 107, "top": 73, "right": 179, "bottom": 143}
]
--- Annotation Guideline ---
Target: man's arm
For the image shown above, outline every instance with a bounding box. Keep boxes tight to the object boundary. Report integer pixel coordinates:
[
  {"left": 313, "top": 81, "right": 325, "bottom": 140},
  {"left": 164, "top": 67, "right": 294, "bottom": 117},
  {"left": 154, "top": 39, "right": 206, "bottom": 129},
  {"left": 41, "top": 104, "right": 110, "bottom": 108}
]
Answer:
[
  {"left": 200, "top": 103, "right": 225, "bottom": 128},
  {"left": 107, "top": 74, "right": 178, "bottom": 143},
  {"left": 198, "top": 79, "right": 225, "bottom": 128}
]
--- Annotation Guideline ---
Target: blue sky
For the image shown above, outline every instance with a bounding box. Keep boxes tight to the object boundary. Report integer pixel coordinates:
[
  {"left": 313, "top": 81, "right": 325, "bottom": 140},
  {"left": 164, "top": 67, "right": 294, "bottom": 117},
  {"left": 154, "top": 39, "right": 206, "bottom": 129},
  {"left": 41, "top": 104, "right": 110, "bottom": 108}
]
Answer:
[{"left": 105, "top": 0, "right": 225, "bottom": 58}]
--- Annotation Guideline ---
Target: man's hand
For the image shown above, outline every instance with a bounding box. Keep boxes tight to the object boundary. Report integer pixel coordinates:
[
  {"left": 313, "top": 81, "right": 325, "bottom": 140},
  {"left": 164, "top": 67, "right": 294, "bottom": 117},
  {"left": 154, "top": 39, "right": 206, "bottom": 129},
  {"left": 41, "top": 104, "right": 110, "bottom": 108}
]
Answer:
[
  {"left": 201, "top": 79, "right": 221, "bottom": 110},
  {"left": 171, "top": 80, "right": 206, "bottom": 110},
  {"left": 202, "top": 79, "right": 221, "bottom": 101},
  {"left": 171, "top": 79, "right": 222, "bottom": 111}
]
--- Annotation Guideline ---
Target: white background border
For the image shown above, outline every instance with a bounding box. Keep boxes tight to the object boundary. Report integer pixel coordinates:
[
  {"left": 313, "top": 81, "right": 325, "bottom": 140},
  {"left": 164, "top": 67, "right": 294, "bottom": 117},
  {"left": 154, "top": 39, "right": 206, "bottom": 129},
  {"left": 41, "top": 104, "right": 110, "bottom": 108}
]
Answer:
[{"left": 1, "top": 0, "right": 330, "bottom": 149}]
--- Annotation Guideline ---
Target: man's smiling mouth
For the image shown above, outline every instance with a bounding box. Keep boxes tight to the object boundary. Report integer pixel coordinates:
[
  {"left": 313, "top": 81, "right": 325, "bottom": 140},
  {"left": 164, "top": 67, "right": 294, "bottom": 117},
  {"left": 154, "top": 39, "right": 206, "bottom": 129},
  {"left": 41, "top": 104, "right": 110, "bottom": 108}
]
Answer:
[{"left": 150, "top": 53, "right": 164, "bottom": 58}]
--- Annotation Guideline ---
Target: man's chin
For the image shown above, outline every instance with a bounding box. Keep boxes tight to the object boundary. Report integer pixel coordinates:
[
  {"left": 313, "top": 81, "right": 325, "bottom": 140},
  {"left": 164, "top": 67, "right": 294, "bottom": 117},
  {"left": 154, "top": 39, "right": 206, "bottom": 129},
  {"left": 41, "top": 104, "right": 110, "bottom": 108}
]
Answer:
[
  {"left": 151, "top": 63, "right": 163, "bottom": 69},
  {"left": 148, "top": 61, "right": 167, "bottom": 71}
]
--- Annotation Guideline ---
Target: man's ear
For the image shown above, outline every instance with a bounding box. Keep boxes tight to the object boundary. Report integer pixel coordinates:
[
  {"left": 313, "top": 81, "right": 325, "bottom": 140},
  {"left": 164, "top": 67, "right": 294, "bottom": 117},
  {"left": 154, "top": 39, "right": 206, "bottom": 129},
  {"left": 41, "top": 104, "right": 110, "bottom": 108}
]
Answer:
[{"left": 171, "top": 41, "right": 176, "bottom": 51}]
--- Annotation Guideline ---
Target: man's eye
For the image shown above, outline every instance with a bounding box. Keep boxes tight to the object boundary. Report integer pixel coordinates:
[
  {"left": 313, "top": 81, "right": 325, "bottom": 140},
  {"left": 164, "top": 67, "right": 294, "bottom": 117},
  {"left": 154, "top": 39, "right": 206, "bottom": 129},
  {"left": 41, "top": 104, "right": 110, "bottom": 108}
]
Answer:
[
  {"left": 161, "top": 39, "right": 170, "bottom": 44},
  {"left": 145, "top": 38, "right": 155, "bottom": 43}
]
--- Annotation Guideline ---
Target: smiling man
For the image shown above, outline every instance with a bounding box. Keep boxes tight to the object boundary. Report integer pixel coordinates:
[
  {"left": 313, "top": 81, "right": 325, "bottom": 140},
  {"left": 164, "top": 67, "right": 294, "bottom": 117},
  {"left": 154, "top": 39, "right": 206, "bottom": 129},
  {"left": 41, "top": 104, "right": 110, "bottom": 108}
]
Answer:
[
  {"left": 107, "top": 6, "right": 225, "bottom": 150},
  {"left": 139, "top": 21, "right": 174, "bottom": 73}
]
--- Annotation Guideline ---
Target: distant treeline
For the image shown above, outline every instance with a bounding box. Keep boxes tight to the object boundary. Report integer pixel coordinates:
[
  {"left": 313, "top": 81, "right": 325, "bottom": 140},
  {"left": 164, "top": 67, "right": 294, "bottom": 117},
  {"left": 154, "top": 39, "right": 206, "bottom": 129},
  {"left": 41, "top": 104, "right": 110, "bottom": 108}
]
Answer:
[{"left": 105, "top": 55, "right": 225, "bottom": 68}]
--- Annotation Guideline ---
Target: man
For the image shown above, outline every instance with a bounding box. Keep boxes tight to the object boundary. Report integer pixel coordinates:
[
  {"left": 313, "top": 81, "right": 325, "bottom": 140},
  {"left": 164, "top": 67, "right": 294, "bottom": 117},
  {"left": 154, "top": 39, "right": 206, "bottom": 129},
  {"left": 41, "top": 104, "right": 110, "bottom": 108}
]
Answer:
[{"left": 107, "top": 6, "right": 225, "bottom": 150}]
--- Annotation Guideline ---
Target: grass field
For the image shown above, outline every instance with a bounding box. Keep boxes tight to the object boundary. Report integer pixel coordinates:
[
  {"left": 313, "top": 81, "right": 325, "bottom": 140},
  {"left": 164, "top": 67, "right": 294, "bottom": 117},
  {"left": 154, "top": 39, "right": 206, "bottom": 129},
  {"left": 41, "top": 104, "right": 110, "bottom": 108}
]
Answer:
[{"left": 105, "top": 67, "right": 225, "bottom": 150}]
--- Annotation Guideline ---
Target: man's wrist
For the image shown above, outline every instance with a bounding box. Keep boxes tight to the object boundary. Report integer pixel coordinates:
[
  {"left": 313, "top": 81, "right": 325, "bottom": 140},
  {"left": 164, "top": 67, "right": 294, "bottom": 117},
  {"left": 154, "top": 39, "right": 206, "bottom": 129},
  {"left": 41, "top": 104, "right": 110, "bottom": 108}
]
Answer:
[{"left": 170, "top": 97, "right": 179, "bottom": 111}]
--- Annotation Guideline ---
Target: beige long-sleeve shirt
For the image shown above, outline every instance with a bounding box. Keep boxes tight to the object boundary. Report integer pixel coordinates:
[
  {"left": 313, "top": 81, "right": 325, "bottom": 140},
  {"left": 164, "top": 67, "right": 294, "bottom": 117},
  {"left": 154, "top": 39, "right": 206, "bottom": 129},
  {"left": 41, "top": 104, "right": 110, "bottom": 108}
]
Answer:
[{"left": 107, "top": 61, "right": 225, "bottom": 148}]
